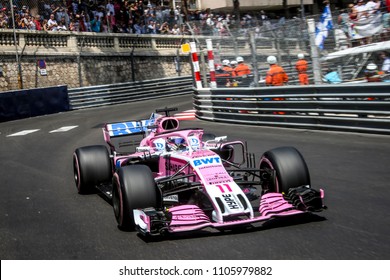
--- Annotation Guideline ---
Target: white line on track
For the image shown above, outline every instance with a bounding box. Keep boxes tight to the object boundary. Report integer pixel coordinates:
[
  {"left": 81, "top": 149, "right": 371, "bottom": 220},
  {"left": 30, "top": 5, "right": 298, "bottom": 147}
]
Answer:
[
  {"left": 49, "top": 126, "right": 79, "bottom": 133},
  {"left": 7, "top": 129, "right": 40, "bottom": 137}
]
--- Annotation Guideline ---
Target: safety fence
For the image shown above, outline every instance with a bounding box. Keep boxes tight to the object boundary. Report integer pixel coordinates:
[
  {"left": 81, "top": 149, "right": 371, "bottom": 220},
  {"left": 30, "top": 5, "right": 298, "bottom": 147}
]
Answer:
[
  {"left": 68, "top": 75, "right": 193, "bottom": 110},
  {"left": 193, "top": 83, "right": 390, "bottom": 135}
]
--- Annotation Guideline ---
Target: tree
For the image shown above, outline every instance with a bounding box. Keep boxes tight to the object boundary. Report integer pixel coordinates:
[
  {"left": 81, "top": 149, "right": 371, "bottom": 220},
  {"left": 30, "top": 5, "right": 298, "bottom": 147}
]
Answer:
[
  {"left": 283, "top": 0, "right": 290, "bottom": 19},
  {"left": 181, "top": 0, "right": 189, "bottom": 21},
  {"left": 233, "top": 0, "right": 240, "bottom": 24}
]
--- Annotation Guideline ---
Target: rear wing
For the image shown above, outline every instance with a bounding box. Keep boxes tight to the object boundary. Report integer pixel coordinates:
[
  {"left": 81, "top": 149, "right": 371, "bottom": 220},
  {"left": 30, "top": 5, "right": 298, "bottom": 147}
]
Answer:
[{"left": 103, "top": 117, "right": 156, "bottom": 154}]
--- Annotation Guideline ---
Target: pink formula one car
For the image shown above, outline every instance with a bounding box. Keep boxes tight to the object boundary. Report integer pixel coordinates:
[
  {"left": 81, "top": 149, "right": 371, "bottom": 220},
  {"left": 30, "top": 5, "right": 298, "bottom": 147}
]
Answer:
[{"left": 73, "top": 108, "right": 326, "bottom": 236}]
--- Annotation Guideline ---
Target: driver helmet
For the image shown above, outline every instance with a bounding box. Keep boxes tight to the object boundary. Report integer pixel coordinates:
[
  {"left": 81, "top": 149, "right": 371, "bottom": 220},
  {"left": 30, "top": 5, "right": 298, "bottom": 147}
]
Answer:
[{"left": 167, "top": 137, "right": 187, "bottom": 151}]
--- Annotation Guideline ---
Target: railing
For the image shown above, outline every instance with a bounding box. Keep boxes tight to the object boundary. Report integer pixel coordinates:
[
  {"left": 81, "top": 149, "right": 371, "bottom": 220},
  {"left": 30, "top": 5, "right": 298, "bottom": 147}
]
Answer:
[
  {"left": 193, "top": 84, "right": 390, "bottom": 135},
  {"left": 68, "top": 76, "right": 194, "bottom": 110},
  {"left": 0, "top": 29, "right": 301, "bottom": 55}
]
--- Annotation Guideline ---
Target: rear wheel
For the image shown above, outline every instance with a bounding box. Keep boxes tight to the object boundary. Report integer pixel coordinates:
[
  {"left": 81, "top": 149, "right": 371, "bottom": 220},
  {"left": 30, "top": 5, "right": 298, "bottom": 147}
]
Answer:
[
  {"left": 73, "top": 145, "right": 112, "bottom": 194},
  {"left": 259, "top": 146, "right": 310, "bottom": 194},
  {"left": 112, "top": 165, "right": 160, "bottom": 231}
]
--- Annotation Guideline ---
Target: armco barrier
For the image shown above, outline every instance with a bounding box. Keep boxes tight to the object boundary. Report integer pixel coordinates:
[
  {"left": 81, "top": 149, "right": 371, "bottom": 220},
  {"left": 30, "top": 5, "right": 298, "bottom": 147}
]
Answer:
[
  {"left": 193, "top": 83, "right": 390, "bottom": 135},
  {"left": 0, "top": 85, "right": 69, "bottom": 122},
  {"left": 68, "top": 76, "right": 194, "bottom": 110}
]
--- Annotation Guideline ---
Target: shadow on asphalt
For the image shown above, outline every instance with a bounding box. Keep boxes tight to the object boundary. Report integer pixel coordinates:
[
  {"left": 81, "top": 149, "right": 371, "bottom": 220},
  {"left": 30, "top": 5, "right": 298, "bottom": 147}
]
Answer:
[{"left": 136, "top": 213, "right": 327, "bottom": 243}]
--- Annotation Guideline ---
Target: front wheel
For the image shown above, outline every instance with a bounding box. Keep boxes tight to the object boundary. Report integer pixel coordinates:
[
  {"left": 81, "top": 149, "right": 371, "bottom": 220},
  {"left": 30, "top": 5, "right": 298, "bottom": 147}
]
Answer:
[
  {"left": 112, "top": 165, "right": 160, "bottom": 231},
  {"left": 259, "top": 146, "right": 310, "bottom": 194}
]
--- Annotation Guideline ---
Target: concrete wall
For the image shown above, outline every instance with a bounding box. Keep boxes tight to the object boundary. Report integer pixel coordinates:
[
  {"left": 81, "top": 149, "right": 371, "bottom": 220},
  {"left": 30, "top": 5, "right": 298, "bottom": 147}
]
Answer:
[{"left": 0, "top": 54, "right": 193, "bottom": 92}]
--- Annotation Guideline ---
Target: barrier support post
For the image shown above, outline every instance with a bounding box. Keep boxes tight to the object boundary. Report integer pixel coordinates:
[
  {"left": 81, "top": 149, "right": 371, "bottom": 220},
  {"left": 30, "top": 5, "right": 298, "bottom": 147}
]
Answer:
[
  {"left": 190, "top": 42, "right": 203, "bottom": 89},
  {"left": 206, "top": 39, "right": 217, "bottom": 88}
]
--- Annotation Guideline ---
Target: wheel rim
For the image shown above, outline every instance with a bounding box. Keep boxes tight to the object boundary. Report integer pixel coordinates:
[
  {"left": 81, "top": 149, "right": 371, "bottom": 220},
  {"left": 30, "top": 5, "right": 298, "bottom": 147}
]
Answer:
[
  {"left": 112, "top": 174, "right": 123, "bottom": 225},
  {"left": 260, "top": 157, "right": 280, "bottom": 193},
  {"left": 73, "top": 153, "right": 81, "bottom": 192}
]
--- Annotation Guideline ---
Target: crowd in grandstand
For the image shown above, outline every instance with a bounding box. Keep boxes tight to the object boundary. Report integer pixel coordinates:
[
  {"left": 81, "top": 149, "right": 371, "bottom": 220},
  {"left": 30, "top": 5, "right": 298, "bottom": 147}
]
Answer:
[
  {"left": 0, "top": 0, "right": 390, "bottom": 46},
  {"left": 0, "top": 0, "right": 273, "bottom": 35}
]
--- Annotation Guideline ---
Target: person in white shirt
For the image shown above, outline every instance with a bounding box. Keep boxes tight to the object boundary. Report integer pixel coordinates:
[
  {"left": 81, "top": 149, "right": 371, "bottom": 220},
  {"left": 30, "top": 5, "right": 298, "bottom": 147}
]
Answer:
[
  {"left": 380, "top": 52, "right": 390, "bottom": 73},
  {"left": 106, "top": 0, "right": 115, "bottom": 28},
  {"left": 365, "top": 0, "right": 381, "bottom": 16},
  {"left": 47, "top": 13, "right": 58, "bottom": 31},
  {"left": 354, "top": 0, "right": 368, "bottom": 20}
]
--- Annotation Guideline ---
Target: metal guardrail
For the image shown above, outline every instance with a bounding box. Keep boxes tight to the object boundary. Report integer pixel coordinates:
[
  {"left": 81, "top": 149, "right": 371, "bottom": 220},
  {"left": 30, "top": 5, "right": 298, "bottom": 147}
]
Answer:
[
  {"left": 68, "top": 76, "right": 390, "bottom": 135},
  {"left": 193, "top": 83, "right": 390, "bottom": 135},
  {"left": 68, "top": 76, "right": 194, "bottom": 110}
]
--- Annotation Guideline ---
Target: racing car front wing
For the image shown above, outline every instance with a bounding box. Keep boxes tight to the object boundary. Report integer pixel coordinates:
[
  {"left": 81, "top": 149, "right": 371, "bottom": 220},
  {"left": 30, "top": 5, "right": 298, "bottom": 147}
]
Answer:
[{"left": 133, "top": 189, "right": 325, "bottom": 236}]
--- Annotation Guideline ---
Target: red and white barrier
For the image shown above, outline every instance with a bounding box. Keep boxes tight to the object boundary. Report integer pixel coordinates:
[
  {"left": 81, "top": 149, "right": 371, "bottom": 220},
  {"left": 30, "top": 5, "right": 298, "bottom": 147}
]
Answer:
[
  {"left": 206, "top": 39, "right": 217, "bottom": 88},
  {"left": 190, "top": 42, "right": 202, "bottom": 89},
  {"left": 174, "top": 109, "right": 196, "bottom": 121}
]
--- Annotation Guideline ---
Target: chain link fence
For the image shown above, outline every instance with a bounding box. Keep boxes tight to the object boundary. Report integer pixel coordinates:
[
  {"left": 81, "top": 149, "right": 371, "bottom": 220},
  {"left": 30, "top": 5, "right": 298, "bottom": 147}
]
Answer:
[{"left": 1, "top": 1, "right": 390, "bottom": 89}]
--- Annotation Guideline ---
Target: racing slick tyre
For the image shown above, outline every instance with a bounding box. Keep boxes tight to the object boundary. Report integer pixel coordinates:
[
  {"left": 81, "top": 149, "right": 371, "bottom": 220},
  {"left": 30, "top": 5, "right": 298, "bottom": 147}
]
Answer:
[
  {"left": 73, "top": 145, "right": 112, "bottom": 194},
  {"left": 112, "top": 165, "right": 160, "bottom": 231},
  {"left": 259, "top": 146, "right": 310, "bottom": 194}
]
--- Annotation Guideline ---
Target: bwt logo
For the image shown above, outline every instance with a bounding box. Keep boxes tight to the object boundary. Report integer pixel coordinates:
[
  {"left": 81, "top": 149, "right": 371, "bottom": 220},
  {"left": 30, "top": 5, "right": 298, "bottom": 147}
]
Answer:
[{"left": 193, "top": 157, "right": 221, "bottom": 167}]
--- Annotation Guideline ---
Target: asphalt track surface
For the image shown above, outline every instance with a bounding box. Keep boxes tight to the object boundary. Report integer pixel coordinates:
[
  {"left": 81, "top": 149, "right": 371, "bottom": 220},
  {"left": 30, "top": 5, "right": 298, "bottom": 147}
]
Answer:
[{"left": 1, "top": 95, "right": 389, "bottom": 260}]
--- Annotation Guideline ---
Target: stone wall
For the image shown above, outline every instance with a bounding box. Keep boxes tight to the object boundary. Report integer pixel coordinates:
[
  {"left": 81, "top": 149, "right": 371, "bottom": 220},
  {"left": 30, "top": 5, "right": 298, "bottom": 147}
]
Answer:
[{"left": 0, "top": 54, "right": 193, "bottom": 92}]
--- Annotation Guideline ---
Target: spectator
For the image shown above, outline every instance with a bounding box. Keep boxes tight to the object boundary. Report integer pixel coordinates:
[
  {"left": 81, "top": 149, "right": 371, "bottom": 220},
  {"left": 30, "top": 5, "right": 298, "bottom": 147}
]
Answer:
[
  {"left": 76, "top": 12, "right": 87, "bottom": 32},
  {"left": 101, "top": 17, "right": 109, "bottom": 33},
  {"left": 26, "top": 15, "right": 36, "bottom": 30},
  {"left": 258, "top": 10, "right": 268, "bottom": 25},
  {"left": 382, "top": 11, "right": 390, "bottom": 40},
  {"left": 57, "top": 17, "right": 68, "bottom": 31},
  {"left": 365, "top": 0, "right": 381, "bottom": 16},
  {"left": 17, "top": 13, "right": 28, "bottom": 29},
  {"left": 48, "top": 3, "right": 59, "bottom": 20},
  {"left": 354, "top": 0, "right": 368, "bottom": 21},
  {"left": 379, "top": 52, "right": 390, "bottom": 72},
  {"left": 106, "top": 0, "right": 115, "bottom": 28},
  {"left": 146, "top": 19, "right": 156, "bottom": 34},
  {"left": 295, "top": 53, "right": 309, "bottom": 85},
  {"left": 323, "top": 68, "right": 342, "bottom": 83},
  {"left": 234, "top": 56, "right": 251, "bottom": 77},
  {"left": 349, "top": 3, "right": 358, "bottom": 20},
  {"left": 47, "top": 13, "right": 58, "bottom": 31},
  {"left": 94, "top": 6, "right": 105, "bottom": 21},
  {"left": 0, "top": 12, "right": 8, "bottom": 28},
  {"left": 364, "top": 63, "right": 383, "bottom": 82},
  {"left": 133, "top": 21, "right": 145, "bottom": 34},
  {"left": 42, "top": 19, "right": 49, "bottom": 31},
  {"left": 265, "top": 56, "right": 288, "bottom": 86},
  {"left": 338, "top": 6, "right": 352, "bottom": 36},
  {"left": 34, "top": 15, "right": 42, "bottom": 31},
  {"left": 171, "top": 23, "right": 180, "bottom": 35},
  {"left": 159, "top": 22, "right": 170, "bottom": 34},
  {"left": 191, "top": 22, "right": 200, "bottom": 35},
  {"left": 180, "top": 24, "right": 190, "bottom": 35},
  {"left": 90, "top": 15, "right": 101, "bottom": 33},
  {"left": 56, "top": 7, "right": 69, "bottom": 27}
]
